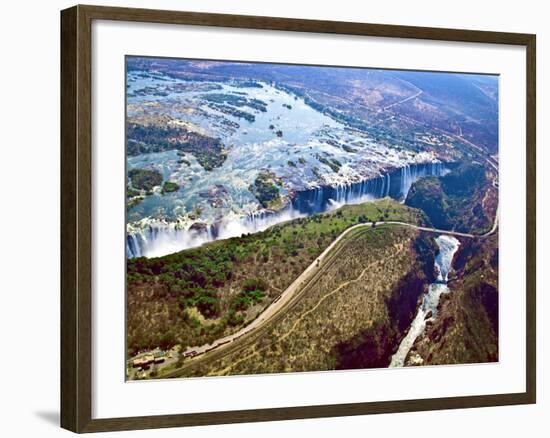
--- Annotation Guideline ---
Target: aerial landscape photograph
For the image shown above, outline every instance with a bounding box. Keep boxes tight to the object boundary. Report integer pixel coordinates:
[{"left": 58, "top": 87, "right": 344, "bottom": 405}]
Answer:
[{"left": 125, "top": 56, "right": 499, "bottom": 380}]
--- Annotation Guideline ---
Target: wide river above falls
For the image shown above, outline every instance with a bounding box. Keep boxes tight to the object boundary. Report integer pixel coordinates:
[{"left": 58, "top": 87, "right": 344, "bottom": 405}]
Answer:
[{"left": 126, "top": 73, "right": 451, "bottom": 258}]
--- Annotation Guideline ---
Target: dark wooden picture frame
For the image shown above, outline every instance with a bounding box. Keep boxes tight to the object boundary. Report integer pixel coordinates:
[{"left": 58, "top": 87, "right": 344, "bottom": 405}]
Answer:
[{"left": 61, "top": 4, "right": 536, "bottom": 433}]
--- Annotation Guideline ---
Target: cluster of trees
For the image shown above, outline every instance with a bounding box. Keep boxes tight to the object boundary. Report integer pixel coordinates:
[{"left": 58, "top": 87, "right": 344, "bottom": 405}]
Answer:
[
  {"left": 202, "top": 93, "right": 267, "bottom": 112},
  {"left": 127, "top": 233, "right": 274, "bottom": 353},
  {"left": 128, "top": 168, "right": 163, "bottom": 192},
  {"left": 127, "top": 232, "right": 275, "bottom": 321},
  {"left": 231, "top": 278, "right": 268, "bottom": 311},
  {"left": 250, "top": 171, "right": 281, "bottom": 208},
  {"left": 127, "top": 122, "right": 226, "bottom": 171},
  {"left": 126, "top": 168, "right": 181, "bottom": 200},
  {"left": 207, "top": 102, "right": 256, "bottom": 122},
  {"left": 128, "top": 244, "right": 239, "bottom": 318},
  {"left": 233, "top": 80, "right": 263, "bottom": 89},
  {"left": 162, "top": 181, "right": 180, "bottom": 194}
]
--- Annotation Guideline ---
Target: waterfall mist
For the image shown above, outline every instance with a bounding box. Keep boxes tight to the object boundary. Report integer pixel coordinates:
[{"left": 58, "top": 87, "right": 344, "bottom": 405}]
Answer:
[{"left": 127, "top": 162, "right": 449, "bottom": 258}]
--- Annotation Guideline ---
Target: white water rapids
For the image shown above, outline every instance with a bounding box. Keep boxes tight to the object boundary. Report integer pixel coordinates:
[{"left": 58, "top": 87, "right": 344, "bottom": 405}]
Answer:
[{"left": 389, "top": 235, "right": 460, "bottom": 367}]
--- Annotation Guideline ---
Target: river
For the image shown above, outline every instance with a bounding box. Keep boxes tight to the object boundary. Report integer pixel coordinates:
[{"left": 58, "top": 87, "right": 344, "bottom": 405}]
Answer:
[{"left": 389, "top": 235, "right": 460, "bottom": 367}]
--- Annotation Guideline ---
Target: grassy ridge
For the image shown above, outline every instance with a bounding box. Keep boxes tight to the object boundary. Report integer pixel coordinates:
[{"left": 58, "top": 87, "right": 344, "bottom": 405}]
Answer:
[{"left": 126, "top": 199, "right": 427, "bottom": 356}]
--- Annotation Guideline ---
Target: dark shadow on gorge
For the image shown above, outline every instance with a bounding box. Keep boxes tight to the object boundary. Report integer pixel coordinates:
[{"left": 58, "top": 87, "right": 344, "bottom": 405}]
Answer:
[
  {"left": 405, "top": 162, "right": 494, "bottom": 234},
  {"left": 330, "top": 322, "right": 395, "bottom": 369},
  {"left": 330, "top": 235, "right": 435, "bottom": 369},
  {"left": 411, "top": 234, "right": 499, "bottom": 365}
]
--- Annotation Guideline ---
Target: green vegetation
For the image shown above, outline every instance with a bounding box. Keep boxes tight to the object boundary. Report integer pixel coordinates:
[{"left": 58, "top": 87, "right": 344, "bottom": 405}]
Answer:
[
  {"left": 127, "top": 199, "right": 428, "bottom": 356},
  {"left": 127, "top": 240, "right": 237, "bottom": 354},
  {"left": 233, "top": 80, "right": 263, "bottom": 89},
  {"left": 128, "top": 168, "right": 163, "bottom": 191},
  {"left": 127, "top": 122, "right": 226, "bottom": 171},
  {"left": 127, "top": 196, "right": 144, "bottom": 209},
  {"left": 249, "top": 170, "right": 282, "bottom": 209},
  {"left": 405, "top": 163, "right": 493, "bottom": 233},
  {"left": 202, "top": 93, "right": 268, "bottom": 113},
  {"left": 126, "top": 186, "right": 141, "bottom": 198},
  {"left": 405, "top": 177, "right": 448, "bottom": 227},
  {"left": 232, "top": 278, "right": 267, "bottom": 311},
  {"left": 208, "top": 102, "right": 256, "bottom": 122},
  {"left": 162, "top": 181, "right": 180, "bottom": 194}
]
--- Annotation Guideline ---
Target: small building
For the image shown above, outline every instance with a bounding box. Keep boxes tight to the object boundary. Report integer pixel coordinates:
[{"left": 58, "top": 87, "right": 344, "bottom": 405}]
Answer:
[
  {"left": 132, "top": 353, "right": 155, "bottom": 368},
  {"left": 153, "top": 351, "right": 166, "bottom": 364}
]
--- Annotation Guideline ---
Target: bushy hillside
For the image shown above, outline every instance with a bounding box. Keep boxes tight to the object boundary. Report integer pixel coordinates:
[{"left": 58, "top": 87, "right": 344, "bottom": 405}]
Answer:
[
  {"left": 173, "top": 226, "right": 436, "bottom": 377},
  {"left": 405, "top": 163, "right": 495, "bottom": 234}
]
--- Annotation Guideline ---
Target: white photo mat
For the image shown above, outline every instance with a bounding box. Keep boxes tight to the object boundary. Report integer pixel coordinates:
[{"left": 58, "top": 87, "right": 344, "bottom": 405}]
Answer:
[{"left": 92, "top": 19, "right": 526, "bottom": 419}]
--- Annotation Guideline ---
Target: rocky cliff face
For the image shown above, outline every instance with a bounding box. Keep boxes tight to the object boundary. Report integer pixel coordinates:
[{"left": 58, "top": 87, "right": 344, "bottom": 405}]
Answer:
[
  {"left": 405, "top": 177, "right": 450, "bottom": 229},
  {"left": 405, "top": 163, "right": 494, "bottom": 234},
  {"left": 406, "top": 234, "right": 498, "bottom": 365}
]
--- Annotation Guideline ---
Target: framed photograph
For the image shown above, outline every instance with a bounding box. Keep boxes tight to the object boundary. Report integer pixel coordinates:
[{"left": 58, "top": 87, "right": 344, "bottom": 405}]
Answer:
[{"left": 60, "top": 4, "right": 536, "bottom": 433}]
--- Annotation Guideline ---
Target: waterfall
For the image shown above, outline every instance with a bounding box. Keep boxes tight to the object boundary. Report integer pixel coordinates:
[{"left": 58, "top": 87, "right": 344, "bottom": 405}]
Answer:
[
  {"left": 399, "top": 162, "right": 445, "bottom": 197},
  {"left": 127, "top": 162, "right": 450, "bottom": 258},
  {"left": 126, "top": 205, "right": 304, "bottom": 258},
  {"left": 290, "top": 162, "right": 448, "bottom": 216}
]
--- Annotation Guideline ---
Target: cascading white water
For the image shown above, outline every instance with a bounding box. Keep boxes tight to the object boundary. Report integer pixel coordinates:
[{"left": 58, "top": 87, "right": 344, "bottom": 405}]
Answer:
[
  {"left": 389, "top": 235, "right": 460, "bottom": 368},
  {"left": 127, "top": 206, "right": 306, "bottom": 258},
  {"left": 398, "top": 162, "right": 447, "bottom": 197},
  {"left": 127, "top": 162, "right": 449, "bottom": 258}
]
